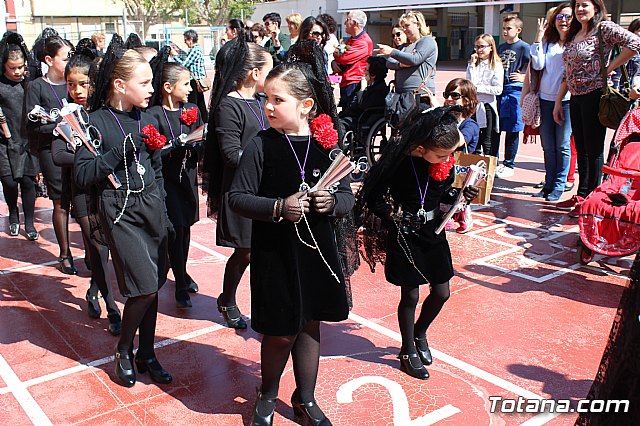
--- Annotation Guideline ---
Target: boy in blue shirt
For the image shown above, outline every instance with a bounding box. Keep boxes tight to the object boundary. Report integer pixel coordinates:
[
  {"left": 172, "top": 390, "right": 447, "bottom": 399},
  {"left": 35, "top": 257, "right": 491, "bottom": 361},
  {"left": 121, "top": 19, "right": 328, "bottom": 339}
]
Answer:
[{"left": 493, "top": 14, "right": 530, "bottom": 178}]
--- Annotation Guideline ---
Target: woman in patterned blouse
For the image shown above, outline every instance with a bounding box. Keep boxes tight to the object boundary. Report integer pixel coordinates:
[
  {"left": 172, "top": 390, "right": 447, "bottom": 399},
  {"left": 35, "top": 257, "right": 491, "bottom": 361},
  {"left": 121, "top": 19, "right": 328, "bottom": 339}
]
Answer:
[{"left": 553, "top": 0, "right": 640, "bottom": 215}]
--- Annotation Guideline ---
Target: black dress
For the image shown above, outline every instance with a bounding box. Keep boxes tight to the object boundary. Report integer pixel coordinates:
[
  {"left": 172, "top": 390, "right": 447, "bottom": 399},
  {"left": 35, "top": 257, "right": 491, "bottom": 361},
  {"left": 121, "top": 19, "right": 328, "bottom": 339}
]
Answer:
[
  {"left": 367, "top": 156, "right": 455, "bottom": 286},
  {"left": 0, "top": 75, "right": 38, "bottom": 179},
  {"left": 148, "top": 103, "right": 202, "bottom": 227},
  {"left": 228, "top": 128, "right": 353, "bottom": 336},
  {"left": 214, "top": 96, "right": 269, "bottom": 248},
  {"left": 74, "top": 107, "right": 169, "bottom": 297},
  {"left": 24, "top": 77, "right": 67, "bottom": 200}
]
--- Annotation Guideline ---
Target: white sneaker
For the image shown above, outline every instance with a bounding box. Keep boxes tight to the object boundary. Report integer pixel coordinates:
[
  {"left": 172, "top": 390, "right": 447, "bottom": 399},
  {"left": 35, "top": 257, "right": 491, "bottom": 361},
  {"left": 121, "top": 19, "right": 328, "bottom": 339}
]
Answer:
[{"left": 496, "top": 166, "right": 515, "bottom": 179}]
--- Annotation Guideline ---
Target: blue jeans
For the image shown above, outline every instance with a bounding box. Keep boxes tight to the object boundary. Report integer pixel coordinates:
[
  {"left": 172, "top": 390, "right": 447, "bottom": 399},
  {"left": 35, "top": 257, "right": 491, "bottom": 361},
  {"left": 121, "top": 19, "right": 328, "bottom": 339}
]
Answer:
[
  {"left": 491, "top": 131, "right": 519, "bottom": 169},
  {"left": 539, "top": 99, "right": 572, "bottom": 195}
]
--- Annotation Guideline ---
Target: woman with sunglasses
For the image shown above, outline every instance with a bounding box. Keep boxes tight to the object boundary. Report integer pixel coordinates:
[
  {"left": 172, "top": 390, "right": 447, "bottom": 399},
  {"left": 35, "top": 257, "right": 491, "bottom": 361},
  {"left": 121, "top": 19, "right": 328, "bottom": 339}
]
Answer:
[
  {"left": 391, "top": 25, "right": 408, "bottom": 49},
  {"left": 466, "top": 34, "right": 503, "bottom": 156},
  {"left": 297, "top": 16, "right": 331, "bottom": 74},
  {"left": 376, "top": 11, "right": 437, "bottom": 102},
  {"left": 525, "top": 3, "right": 573, "bottom": 203},
  {"left": 553, "top": 0, "right": 640, "bottom": 217}
]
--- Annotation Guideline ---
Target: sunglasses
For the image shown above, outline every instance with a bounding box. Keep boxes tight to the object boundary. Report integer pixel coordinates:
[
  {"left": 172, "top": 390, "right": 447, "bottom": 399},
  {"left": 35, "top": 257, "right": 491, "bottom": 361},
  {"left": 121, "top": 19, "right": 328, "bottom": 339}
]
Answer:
[
  {"left": 556, "top": 13, "right": 572, "bottom": 21},
  {"left": 443, "top": 91, "right": 463, "bottom": 100},
  {"left": 264, "top": 21, "right": 274, "bottom": 26},
  {"left": 474, "top": 44, "right": 490, "bottom": 50},
  {"left": 392, "top": 32, "right": 403, "bottom": 37},
  {"left": 311, "top": 31, "right": 323, "bottom": 37}
]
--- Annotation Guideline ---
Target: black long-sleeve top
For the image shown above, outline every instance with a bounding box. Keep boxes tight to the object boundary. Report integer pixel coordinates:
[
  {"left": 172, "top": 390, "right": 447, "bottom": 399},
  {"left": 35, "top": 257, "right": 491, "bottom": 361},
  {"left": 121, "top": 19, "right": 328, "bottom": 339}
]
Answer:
[
  {"left": 74, "top": 106, "right": 164, "bottom": 193},
  {"left": 24, "top": 77, "right": 66, "bottom": 148}
]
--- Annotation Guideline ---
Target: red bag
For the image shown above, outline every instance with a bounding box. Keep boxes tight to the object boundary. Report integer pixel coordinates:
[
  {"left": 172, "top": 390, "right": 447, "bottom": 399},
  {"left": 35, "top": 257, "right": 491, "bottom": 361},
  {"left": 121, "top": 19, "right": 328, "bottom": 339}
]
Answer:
[{"left": 523, "top": 124, "right": 539, "bottom": 144}]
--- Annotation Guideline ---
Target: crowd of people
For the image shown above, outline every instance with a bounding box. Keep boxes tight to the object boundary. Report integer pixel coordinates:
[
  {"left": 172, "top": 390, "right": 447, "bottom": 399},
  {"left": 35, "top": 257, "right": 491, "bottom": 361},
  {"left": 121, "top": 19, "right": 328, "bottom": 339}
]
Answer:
[{"left": 1, "top": 1, "right": 640, "bottom": 424}]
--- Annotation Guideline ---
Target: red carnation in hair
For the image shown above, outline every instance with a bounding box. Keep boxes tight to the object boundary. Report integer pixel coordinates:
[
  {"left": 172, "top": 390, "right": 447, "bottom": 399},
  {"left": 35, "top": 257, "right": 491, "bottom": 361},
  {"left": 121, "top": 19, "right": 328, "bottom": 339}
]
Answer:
[
  {"left": 181, "top": 107, "right": 198, "bottom": 125},
  {"left": 429, "top": 154, "right": 455, "bottom": 181},
  {"left": 141, "top": 124, "right": 167, "bottom": 150},
  {"left": 310, "top": 114, "right": 338, "bottom": 150}
]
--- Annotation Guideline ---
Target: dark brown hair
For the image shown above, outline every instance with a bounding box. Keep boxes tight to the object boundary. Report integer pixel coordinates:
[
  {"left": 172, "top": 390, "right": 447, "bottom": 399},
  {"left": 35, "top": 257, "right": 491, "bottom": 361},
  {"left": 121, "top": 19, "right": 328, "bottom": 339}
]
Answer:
[
  {"left": 266, "top": 63, "right": 317, "bottom": 118},
  {"left": 567, "top": 0, "right": 608, "bottom": 42},
  {"left": 544, "top": 2, "right": 572, "bottom": 44},
  {"left": 445, "top": 78, "right": 478, "bottom": 119}
]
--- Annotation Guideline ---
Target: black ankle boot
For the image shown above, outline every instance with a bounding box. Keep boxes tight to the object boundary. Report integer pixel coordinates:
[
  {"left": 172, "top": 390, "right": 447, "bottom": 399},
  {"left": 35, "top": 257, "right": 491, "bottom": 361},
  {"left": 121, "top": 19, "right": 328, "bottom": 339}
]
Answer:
[
  {"left": 86, "top": 289, "right": 101, "bottom": 319},
  {"left": 251, "top": 388, "right": 276, "bottom": 426},
  {"left": 414, "top": 336, "right": 433, "bottom": 365},
  {"left": 135, "top": 356, "right": 172, "bottom": 384},
  {"left": 398, "top": 352, "right": 430, "bottom": 380},
  {"left": 291, "top": 389, "right": 332, "bottom": 426},
  {"left": 114, "top": 349, "right": 135, "bottom": 387},
  {"left": 59, "top": 256, "right": 78, "bottom": 275},
  {"left": 217, "top": 296, "right": 247, "bottom": 329},
  {"left": 107, "top": 313, "right": 122, "bottom": 336}
]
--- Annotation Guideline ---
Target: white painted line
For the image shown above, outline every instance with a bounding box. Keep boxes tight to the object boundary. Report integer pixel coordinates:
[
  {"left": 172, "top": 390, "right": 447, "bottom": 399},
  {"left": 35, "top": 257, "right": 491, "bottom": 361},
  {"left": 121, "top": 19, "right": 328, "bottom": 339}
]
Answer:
[
  {"left": 348, "top": 312, "right": 543, "bottom": 401},
  {"left": 420, "top": 404, "right": 462, "bottom": 425},
  {"left": 190, "top": 240, "right": 229, "bottom": 261},
  {"left": 520, "top": 411, "right": 562, "bottom": 425},
  {"left": 0, "top": 207, "right": 53, "bottom": 218},
  {"left": 21, "top": 324, "right": 225, "bottom": 389},
  {"left": 0, "top": 256, "right": 85, "bottom": 276},
  {"left": 0, "top": 354, "right": 53, "bottom": 426}
]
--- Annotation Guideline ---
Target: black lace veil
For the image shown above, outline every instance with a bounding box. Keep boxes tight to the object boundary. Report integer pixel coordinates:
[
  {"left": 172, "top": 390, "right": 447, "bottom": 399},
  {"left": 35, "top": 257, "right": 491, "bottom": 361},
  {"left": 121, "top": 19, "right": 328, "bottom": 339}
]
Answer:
[
  {"left": 90, "top": 34, "right": 125, "bottom": 111},
  {"left": 124, "top": 33, "right": 143, "bottom": 50},
  {"left": 148, "top": 46, "right": 172, "bottom": 107}
]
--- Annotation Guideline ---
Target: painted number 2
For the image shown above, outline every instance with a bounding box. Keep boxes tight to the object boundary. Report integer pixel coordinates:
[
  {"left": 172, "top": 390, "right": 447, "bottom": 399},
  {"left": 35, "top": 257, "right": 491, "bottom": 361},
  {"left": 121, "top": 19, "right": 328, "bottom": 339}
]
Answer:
[{"left": 336, "top": 376, "right": 460, "bottom": 425}]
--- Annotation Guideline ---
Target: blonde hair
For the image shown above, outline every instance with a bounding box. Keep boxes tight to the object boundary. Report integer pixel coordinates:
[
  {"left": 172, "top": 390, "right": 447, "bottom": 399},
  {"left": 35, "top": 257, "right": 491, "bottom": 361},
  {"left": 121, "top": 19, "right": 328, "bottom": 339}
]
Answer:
[
  {"left": 91, "top": 32, "right": 105, "bottom": 44},
  {"left": 399, "top": 11, "right": 431, "bottom": 37},
  {"left": 502, "top": 14, "right": 523, "bottom": 29},
  {"left": 107, "top": 50, "right": 148, "bottom": 102},
  {"left": 286, "top": 13, "right": 303, "bottom": 30},
  {"left": 473, "top": 34, "right": 501, "bottom": 70}
]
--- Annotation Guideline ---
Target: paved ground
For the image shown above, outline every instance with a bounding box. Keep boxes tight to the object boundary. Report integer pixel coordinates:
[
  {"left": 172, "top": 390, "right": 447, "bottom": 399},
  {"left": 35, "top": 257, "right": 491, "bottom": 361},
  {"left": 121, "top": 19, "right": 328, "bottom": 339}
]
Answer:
[{"left": 0, "top": 64, "right": 629, "bottom": 425}]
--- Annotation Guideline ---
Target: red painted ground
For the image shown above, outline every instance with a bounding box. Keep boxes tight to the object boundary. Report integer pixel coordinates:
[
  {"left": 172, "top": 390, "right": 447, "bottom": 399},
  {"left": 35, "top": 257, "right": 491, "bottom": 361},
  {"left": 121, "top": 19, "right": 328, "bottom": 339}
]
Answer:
[{"left": 0, "top": 66, "right": 629, "bottom": 425}]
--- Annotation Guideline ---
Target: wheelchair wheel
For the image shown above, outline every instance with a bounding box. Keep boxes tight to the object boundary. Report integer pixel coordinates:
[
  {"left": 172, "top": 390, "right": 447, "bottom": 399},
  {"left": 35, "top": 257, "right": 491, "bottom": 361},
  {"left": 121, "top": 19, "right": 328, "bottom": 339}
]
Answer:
[{"left": 365, "top": 116, "right": 393, "bottom": 167}]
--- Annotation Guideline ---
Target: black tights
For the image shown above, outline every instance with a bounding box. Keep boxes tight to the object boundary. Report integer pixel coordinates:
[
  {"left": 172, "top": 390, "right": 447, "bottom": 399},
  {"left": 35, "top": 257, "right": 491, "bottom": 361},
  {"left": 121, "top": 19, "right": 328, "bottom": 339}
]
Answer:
[
  {"left": 1, "top": 175, "right": 36, "bottom": 231},
  {"left": 77, "top": 216, "right": 119, "bottom": 316},
  {"left": 168, "top": 226, "right": 192, "bottom": 299},
  {"left": 219, "top": 248, "right": 251, "bottom": 306},
  {"left": 398, "top": 282, "right": 450, "bottom": 353},
  {"left": 117, "top": 292, "right": 158, "bottom": 359},
  {"left": 256, "top": 321, "right": 324, "bottom": 418},
  {"left": 52, "top": 199, "right": 72, "bottom": 261}
]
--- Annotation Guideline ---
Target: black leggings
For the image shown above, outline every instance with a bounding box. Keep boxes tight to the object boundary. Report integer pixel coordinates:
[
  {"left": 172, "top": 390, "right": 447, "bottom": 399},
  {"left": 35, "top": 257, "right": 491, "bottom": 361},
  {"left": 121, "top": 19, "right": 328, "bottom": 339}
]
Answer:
[
  {"left": 168, "top": 226, "right": 192, "bottom": 299},
  {"left": 1, "top": 175, "right": 36, "bottom": 231},
  {"left": 117, "top": 292, "right": 158, "bottom": 359},
  {"left": 398, "top": 282, "right": 450, "bottom": 353},
  {"left": 219, "top": 248, "right": 251, "bottom": 307},
  {"left": 77, "top": 215, "right": 119, "bottom": 316},
  {"left": 570, "top": 89, "right": 607, "bottom": 197},
  {"left": 476, "top": 104, "right": 499, "bottom": 155}
]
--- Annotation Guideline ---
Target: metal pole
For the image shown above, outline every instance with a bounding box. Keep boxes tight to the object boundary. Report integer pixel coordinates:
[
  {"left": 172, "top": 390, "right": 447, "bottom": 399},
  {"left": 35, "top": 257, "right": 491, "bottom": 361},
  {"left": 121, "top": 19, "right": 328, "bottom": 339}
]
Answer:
[{"left": 122, "top": 8, "right": 127, "bottom": 36}]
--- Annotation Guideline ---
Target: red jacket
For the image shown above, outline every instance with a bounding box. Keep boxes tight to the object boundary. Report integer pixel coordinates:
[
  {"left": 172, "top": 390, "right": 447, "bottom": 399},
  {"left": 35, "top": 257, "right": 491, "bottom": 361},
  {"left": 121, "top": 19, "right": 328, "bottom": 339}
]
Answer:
[{"left": 334, "top": 31, "right": 373, "bottom": 88}]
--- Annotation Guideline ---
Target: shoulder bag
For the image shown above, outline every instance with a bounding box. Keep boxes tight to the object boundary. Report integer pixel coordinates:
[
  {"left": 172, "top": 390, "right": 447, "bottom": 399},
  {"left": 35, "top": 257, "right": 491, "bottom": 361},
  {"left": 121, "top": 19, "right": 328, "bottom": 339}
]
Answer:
[{"left": 597, "top": 26, "right": 632, "bottom": 129}]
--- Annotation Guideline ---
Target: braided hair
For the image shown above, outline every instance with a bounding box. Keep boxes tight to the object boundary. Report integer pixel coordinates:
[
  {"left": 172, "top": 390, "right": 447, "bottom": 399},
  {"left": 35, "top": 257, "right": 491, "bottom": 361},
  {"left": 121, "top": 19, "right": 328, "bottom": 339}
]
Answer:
[
  {"left": 65, "top": 39, "right": 98, "bottom": 85},
  {"left": 90, "top": 34, "right": 126, "bottom": 110}
]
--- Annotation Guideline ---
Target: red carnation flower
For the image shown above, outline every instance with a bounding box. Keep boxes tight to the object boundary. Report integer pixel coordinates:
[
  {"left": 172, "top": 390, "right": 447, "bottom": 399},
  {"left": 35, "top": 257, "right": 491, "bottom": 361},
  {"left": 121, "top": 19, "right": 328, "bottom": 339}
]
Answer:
[
  {"left": 141, "top": 124, "right": 167, "bottom": 150},
  {"left": 429, "top": 154, "right": 455, "bottom": 181},
  {"left": 310, "top": 114, "right": 338, "bottom": 150},
  {"left": 181, "top": 108, "right": 198, "bottom": 126}
]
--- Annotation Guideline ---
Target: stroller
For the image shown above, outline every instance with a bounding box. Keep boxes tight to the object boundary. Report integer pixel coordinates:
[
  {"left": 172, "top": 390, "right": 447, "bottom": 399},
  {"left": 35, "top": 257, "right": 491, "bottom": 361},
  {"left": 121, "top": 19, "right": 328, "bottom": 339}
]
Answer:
[{"left": 577, "top": 108, "right": 640, "bottom": 264}]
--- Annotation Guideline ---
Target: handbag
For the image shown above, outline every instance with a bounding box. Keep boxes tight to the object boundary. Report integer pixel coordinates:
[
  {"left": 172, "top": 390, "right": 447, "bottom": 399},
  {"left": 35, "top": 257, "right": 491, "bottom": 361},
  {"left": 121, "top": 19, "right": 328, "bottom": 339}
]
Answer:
[
  {"left": 194, "top": 75, "right": 211, "bottom": 93},
  {"left": 597, "top": 27, "right": 632, "bottom": 129},
  {"left": 384, "top": 67, "right": 434, "bottom": 128},
  {"left": 521, "top": 64, "right": 542, "bottom": 128}
]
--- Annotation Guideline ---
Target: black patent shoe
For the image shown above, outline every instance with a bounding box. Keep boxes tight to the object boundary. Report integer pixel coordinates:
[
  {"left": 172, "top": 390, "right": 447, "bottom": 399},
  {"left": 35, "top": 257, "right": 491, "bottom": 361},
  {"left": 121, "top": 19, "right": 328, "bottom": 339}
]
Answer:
[
  {"left": 175, "top": 296, "right": 192, "bottom": 309},
  {"left": 217, "top": 297, "right": 247, "bottom": 329},
  {"left": 250, "top": 388, "right": 276, "bottom": 426},
  {"left": 135, "top": 356, "right": 172, "bottom": 384},
  {"left": 107, "top": 313, "right": 122, "bottom": 336},
  {"left": 291, "top": 389, "right": 332, "bottom": 426},
  {"left": 25, "top": 230, "right": 39, "bottom": 241},
  {"left": 86, "top": 290, "right": 101, "bottom": 319},
  {"left": 114, "top": 350, "right": 135, "bottom": 387},
  {"left": 398, "top": 352, "right": 430, "bottom": 380},
  {"left": 186, "top": 275, "right": 199, "bottom": 293},
  {"left": 58, "top": 256, "right": 78, "bottom": 275},
  {"left": 414, "top": 337, "right": 433, "bottom": 365}
]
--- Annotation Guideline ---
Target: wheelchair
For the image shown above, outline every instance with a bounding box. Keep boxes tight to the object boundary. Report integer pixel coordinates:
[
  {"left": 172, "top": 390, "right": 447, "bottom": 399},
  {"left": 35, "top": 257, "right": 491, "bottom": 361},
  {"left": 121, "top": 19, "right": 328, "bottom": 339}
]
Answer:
[{"left": 341, "top": 107, "right": 394, "bottom": 181}]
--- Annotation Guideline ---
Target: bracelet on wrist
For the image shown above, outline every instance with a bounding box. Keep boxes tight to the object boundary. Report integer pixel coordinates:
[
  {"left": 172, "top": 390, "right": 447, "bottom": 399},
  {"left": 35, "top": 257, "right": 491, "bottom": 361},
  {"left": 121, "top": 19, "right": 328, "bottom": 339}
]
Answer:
[{"left": 272, "top": 198, "right": 283, "bottom": 223}]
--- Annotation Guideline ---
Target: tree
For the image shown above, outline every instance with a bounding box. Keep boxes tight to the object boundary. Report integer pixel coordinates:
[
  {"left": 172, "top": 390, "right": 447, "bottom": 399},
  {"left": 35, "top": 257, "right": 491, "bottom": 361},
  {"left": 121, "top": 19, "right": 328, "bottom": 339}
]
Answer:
[
  {"left": 192, "top": 0, "right": 257, "bottom": 26},
  {"left": 122, "top": 0, "right": 189, "bottom": 38}
]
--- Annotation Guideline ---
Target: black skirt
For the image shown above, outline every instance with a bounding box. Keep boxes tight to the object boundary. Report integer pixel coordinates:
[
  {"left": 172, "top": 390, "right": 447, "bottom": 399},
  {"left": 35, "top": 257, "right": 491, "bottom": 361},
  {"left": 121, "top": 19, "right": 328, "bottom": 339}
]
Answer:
[
  {"left": 99, "top": 181, "right": 168, "bottom": 297},
  {"left": 385, "top": 217, "right": 454, "bottom": 287},
  {"left": 38, "top": 147, "right": 63, "bottom": 200}
]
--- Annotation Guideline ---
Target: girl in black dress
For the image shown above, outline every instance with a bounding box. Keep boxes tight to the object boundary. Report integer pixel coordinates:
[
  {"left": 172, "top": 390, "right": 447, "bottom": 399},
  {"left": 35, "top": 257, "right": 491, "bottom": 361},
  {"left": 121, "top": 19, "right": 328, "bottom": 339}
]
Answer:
[
  {"left": 205, "top": 38, "right": 272, "bottom": 328},
  {"left": 74, "top": 38, "right": 171, "bottom": 387},
  {"left": 148, "top": 60, "right": 203, "bottom": 308},
  {"left": 0, "top": 32, "right": 38, "bottom": 240},
  {"left": 228, "top": 41, "right": 352, "bottom": 426},
  {"left": 358, "top": 107, "right": 479, "bottom": 380},
  {"left": 25, "top": 36, "right": 77, "bottom": 273},
  {"left": 50, "top": 44, "right": 121, "bottom": 334}
]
